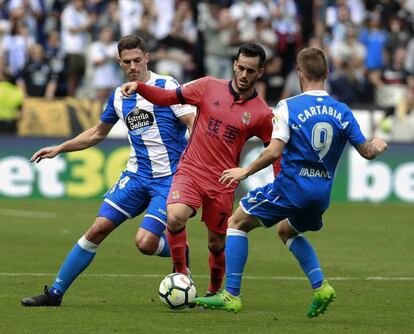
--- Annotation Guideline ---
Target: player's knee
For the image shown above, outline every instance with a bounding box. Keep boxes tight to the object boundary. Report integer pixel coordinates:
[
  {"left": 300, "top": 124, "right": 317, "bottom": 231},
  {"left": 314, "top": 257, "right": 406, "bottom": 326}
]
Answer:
[
  {"left": 277, "top": 220, "right": 296, "bottom": 244},
  {"left": 167, "top": 211, "right": 186, "bottom": 231},
  {"left": 208, "top": 242, "right": 225, "bottom": 254},
  {"left": 135, "top": 233, "right": 158, "bottom": 255},
  {"left": 208, "top": 235, "right": 225, "bottom": 253}
]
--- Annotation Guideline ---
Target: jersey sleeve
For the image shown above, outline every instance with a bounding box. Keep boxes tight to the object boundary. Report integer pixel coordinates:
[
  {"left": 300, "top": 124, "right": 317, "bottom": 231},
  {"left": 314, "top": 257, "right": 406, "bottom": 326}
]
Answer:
[
  {"left": 100, "top": 90, "right": 118, "bottom": 124},
  {"left": 164, "top": 78, "right": 197, "bottom": 117},
  {"left": 272, "top": 100, "right": 290, "bottom": 143},
  {"left": 344, "top": 105, "right": 366, "bottom": 146},
  {"left": 176, "top": 76, "right": 210, "bottom": 106},
  {"left": 253, "top": 107, "right": 273, "bottom": 144}
]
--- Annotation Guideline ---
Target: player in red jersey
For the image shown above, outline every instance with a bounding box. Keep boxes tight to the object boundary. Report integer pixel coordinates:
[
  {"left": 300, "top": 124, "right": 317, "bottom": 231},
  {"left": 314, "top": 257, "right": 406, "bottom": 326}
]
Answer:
[{"left": 122, "top": 43, "right": 280, "bottom": 295}]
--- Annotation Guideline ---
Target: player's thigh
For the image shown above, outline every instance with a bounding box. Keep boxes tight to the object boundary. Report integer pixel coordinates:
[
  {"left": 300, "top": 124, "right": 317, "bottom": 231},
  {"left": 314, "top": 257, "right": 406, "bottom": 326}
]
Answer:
[
  {"left": 103, "top": 171, "right": 150, "bottom": 221},
  {"left": 288, "top": 209, "right": 325, "bottom": 233},
  {"left": 201, "top": 191, "right": 234, "bottom": 234},
  {"left": 167, "top": 172, "right": 203, "bottom": 222},
  {"left": 228, "top": 206, "right": 262, "bottom": 233},
  {"left": 239, "top": 185, "right": 292, "bottom": 228},
  {"left": 139, "top": 176, "right": 173, "bottom": 236}
]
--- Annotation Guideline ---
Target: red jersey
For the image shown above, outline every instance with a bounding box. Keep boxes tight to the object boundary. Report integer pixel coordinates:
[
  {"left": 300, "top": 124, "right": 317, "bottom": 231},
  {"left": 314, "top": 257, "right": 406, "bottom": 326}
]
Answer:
[
  {"left": 135, "top": 77, "right": 275, "bottom": 192},
  {"left": 177, "top": 77, "right": 273, "bottom": 191}
]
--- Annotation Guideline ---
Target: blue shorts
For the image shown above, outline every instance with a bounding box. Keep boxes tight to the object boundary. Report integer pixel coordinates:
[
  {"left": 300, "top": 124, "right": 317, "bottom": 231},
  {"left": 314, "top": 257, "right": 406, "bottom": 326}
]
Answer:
[
  {"left": 100, "top": 170, "right": 171, "bottom": 228},
  {"left": 239, "top": 183, "right": 324, "bottom": 233}
]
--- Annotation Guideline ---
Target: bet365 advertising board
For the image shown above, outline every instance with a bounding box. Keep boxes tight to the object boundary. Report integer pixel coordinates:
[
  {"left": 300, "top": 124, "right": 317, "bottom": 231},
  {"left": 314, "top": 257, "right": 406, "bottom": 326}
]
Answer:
[{"left": 0, "top": 137, "right": 413, "bottom": 203}]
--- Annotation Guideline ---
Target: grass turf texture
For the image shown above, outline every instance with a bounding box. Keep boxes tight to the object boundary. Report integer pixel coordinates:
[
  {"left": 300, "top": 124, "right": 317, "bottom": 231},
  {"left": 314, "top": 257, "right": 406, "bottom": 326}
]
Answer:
[{"left": 0, "top": 200, "right": 413, "bottom": 333}]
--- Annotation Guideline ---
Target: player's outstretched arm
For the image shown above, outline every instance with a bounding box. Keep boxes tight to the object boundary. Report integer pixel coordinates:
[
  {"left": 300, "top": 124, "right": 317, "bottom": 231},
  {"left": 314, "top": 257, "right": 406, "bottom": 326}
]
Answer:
[
  {"left": 219, "top": 139, "right": 285, "bottom": 187},
  {"left": 355, "top": 137, "right": 388, "bottom": 160},
  {"left": 121, "top": 81, "right": 181, "bottom": 106},
  {"left": 31, "top": 121, "right": 113, "bottom": 163}
]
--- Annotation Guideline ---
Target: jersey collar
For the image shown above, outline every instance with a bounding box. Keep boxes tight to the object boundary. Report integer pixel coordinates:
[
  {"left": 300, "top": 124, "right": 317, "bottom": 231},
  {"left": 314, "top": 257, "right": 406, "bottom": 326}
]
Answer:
[
  {"left": 228, "top": 80, "right": 258, "bottom": 103},
  {"left": 302, "top": 90, "right": 329, "bottom": 96}
]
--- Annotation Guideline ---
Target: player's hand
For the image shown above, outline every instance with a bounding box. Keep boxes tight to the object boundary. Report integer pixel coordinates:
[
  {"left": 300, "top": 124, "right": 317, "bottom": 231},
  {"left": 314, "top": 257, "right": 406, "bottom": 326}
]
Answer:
[
  {"left": 121, "top": 81, "right": 138, "bottom": 97},
  {"left": 30, "top": 147, "right": 59, "bottom": 163},
  {"left": 372, "top": 137, "right": 388, "bottom": 155},
  {"left": 219, "top": 167, "right": 248, "bottom": 187}
]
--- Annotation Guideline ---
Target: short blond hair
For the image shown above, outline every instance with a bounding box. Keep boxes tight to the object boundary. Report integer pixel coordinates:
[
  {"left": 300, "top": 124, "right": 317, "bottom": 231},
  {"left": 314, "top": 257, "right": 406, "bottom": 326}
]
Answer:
[{"left": 296, "top": 47, "right": 328, "bottom": 82}]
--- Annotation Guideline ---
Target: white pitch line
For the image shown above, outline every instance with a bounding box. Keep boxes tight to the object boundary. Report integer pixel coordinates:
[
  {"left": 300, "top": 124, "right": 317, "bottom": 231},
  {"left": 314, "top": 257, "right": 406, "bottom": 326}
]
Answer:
[
  {"left": 0, "top": 208, "right": 57, "bottom": 219},
  {"left": 0, "top": 272, "right": 413, "bottom": 281}
]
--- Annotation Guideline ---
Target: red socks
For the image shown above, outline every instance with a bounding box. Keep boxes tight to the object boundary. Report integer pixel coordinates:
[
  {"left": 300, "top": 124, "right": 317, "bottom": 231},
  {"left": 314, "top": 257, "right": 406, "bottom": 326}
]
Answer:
[
  {"left": 208, "top": 249, "right": 225, "bottom": 293},
  {"left": 167, "top": 228, "right": 187, "bottom": 274}
]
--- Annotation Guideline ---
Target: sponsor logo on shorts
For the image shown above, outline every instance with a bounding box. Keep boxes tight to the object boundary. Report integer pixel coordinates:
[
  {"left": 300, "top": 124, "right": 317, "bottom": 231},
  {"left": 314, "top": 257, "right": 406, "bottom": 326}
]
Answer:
[
  {"left": 171, "top": 190, "right": 180, "bottom": 199},
  {"left": 158, "top": 208, "right": 167, "bottom": 216},
  {"left": 247, "top": 197, "right": 257, "bottom": 203},
  {"left": 242, "top": 112, "right": 251, "bottom": 125}
]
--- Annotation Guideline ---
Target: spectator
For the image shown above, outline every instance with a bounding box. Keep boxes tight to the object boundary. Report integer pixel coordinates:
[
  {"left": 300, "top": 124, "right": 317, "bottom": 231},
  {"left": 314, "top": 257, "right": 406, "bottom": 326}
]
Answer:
[
  {"left": 118, "top": 0, "right": 141, "bottom": 36},
  {"left": 257, "top": 55, "right": 285, "bottom": 105},
  {"left": 359, "top": 11, "right": 388, "bottom": 89},
  {"left": 385, "top": 14, "right": 411, "bottom": 58},
  {"left": 1, "top": 19, "right": 34, "bottom": 80},
  {"left": 16, "top": 43, "right": 56, "bottom": 98},
  {"left": 92, "top": 0, "right": 120, "bottom": 41},
  {"left": 329, "top": 58, "right": 368, "bottom": 104},
  {"left": 61, "top": 0, "right": 93, "bottom": 96},
  {"left": 0, "top": 56, "right": 24, "bottom": 134},
  {"left": 8, "top": 0, "right": 45, "bottom": 43},
  {"left": 376, "top": 88, "right": 414, "bottom": 142},
  {"left": 268, "top": 0, "right": 301, "bottom": 75},
  {"left": 135, "top": 11, "right": 158, "bottom": 53},
  {"left": 44, "top": 30, "right": 66, "bottom": 97},
  {"left": 88, "top": 27, "right": 121, "bottom": 104},
  {"left": 242, "top": 15, "right": 277, "bottom": 58},
  {"left": 330, "top": 24, "right": 366, "bottom": 71},
  {"left": 329, "top": 4, "right": 352, "bottom": 42},
  {"left": 198, "top": 1, "right": 234, "bottom": 79},
  {"left": 153, "top": 9, "right": 195, "bottom": 83}
]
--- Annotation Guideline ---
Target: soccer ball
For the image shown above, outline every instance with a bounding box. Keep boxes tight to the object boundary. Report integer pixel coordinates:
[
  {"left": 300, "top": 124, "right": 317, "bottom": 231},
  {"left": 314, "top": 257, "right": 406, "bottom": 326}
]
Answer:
[{"left": 158, "top": 273, "right": 197, "bottom": 309}]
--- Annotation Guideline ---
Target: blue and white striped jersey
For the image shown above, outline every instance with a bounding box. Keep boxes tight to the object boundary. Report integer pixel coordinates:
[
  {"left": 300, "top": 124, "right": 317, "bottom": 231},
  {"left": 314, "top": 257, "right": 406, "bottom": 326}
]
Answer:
[
  {"left": 101, "top": 71, "right": 194, "bottom": 178},
  {"left": 272, "top": 90, "right": 366, "bottom": 210}
]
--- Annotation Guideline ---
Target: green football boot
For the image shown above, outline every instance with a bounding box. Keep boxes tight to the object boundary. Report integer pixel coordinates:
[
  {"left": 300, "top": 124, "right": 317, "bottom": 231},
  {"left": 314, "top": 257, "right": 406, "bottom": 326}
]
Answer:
[
  {"left": 307, "top": 280, "right": 336, "bottom": 318},
  {"left": 194, "top": 290, "right": 242, "bottom": 313}
]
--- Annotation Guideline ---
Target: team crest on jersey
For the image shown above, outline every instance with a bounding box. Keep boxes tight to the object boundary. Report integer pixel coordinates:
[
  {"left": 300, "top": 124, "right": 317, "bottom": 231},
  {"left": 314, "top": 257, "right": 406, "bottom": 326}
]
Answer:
[
  {"left": 242, "top": 112, "right": 251, "bottom": 125},
  {"left": 171, "top": 190, "right": 180, "bottom": 199},
  {"left": 125, "top": 107, "right": 155, "bottom": 135}
]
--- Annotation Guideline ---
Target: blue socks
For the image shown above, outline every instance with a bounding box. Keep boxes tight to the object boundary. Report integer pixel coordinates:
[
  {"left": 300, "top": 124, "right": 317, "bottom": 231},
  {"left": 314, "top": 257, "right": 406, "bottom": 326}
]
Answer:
[
  {"left": 50, "top": 236, "right": 98, "bottom": 298},
  {"left": 287, "top": 235, "right": 324, "bottom": 289},
  {"left": 154, "top": 233, "right": 171, "bottom": 257},
  {"left": 225, "top": 228, "right": 249, "bottom": 296}
]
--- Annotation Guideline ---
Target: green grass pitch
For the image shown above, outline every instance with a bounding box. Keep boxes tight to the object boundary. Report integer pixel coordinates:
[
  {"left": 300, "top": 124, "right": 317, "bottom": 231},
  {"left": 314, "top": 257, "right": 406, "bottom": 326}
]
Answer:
[{"left": 0, "top": 199, "right": 413, "bottom": 333}]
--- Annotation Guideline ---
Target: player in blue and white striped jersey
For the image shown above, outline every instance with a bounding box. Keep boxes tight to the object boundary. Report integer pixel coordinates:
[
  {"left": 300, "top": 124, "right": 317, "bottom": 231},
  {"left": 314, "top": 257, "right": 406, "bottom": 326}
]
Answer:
[{"left": 21, "top": 35, "right": 195, "bottom": 306}]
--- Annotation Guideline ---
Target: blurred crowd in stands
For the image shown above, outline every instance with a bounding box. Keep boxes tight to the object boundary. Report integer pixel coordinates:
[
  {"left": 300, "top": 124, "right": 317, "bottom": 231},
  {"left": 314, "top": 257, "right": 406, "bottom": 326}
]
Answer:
[{"left": 0, "top": 0, "right": 414, "bottom": 141}]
